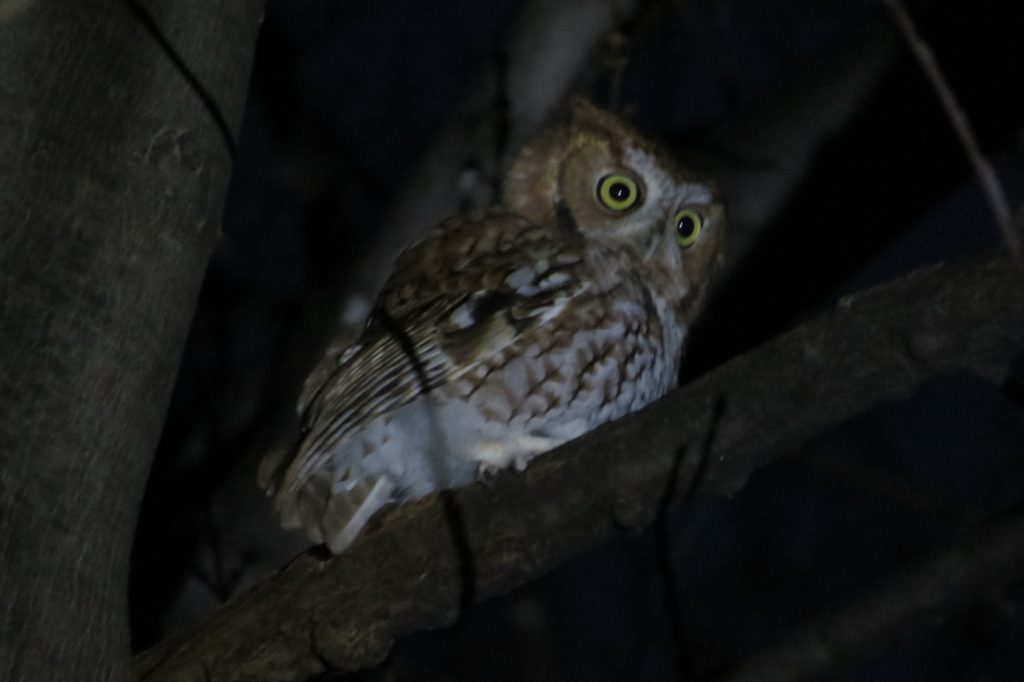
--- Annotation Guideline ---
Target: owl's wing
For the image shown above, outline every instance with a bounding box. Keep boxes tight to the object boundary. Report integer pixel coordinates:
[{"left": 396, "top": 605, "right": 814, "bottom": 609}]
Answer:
[{"left": 262, "top": 212, "right": 595, "bottom": 543}]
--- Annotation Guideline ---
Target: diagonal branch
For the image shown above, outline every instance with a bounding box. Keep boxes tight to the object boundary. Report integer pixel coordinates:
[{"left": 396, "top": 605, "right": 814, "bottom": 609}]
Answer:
[
  {"left": 884, "top": 0, "right": 1021, "bottom": 261},
  {"left": 136, "top": 255, "right": 1024, "bottom": 682}
]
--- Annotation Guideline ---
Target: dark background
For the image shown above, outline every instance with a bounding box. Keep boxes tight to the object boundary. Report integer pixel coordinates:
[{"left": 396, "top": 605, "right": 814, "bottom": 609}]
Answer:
[{"left": 129, "top": 1, "right": 1024, "bottom": 679}]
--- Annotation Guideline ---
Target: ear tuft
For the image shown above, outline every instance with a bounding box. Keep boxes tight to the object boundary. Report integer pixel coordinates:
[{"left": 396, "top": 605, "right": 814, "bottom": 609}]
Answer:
[
  {"left": 569, "top": 97, "right": 606, "bottom": 126},
  {"left": 567, "top": 98, "right": 637, "bottom": 142}
]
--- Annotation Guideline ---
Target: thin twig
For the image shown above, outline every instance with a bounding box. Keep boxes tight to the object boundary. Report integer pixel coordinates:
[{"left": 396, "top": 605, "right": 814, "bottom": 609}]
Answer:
[
  {"left": 377, "top": 309, "right": 477, "bottom": 612},
  {"left": 651, "top": 396, "right": 726, "bottom": 680},
  {"left": 653, "top": 445, "right": 690, "bottom": 680},
  {"left": 1014, "top": 201, "right": 1024, "bottom": 245},
  {"left": 884, "top": 0, "right": 1021, "bottom": 262},
  {"left": 121, "top": 0, "right": 237, "bottom": 160}
]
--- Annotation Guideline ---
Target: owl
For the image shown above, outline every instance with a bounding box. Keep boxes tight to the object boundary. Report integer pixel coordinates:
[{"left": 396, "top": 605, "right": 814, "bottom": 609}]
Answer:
[{"left": 260, "top": 101, "right": 725, "bottom": 553}]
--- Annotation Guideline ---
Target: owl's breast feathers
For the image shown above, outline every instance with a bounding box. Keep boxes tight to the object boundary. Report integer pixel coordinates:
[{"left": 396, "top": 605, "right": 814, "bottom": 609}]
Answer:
[{"left": 261, "top": 210, "right": 687, "bottom": 549}]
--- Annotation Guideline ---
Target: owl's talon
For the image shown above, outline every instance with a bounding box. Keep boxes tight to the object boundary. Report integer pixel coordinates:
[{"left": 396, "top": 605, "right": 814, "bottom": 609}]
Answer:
[{"left": 478, "top": 462, "right": 503, "bottom": 478}]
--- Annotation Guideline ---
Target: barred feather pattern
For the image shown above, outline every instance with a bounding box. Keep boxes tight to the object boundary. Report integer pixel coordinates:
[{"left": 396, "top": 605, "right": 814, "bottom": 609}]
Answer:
[{"left": 262, "top": 212, "right": 687, "bottom": 552}]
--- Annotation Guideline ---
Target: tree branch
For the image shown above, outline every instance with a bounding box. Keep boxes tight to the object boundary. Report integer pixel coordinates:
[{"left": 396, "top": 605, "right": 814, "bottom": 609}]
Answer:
[{"left": 136, "top": 255, "right": 1024, "bottom": 682}]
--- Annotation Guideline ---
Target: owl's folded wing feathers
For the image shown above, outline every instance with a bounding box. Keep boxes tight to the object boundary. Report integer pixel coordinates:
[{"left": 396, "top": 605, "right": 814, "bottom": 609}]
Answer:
[{"left": 261, "top": 213, "right": 597, "bottom": 525}]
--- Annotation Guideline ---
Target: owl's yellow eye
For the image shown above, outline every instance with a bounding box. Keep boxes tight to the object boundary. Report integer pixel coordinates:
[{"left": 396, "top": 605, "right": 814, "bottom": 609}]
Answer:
[
  {"left": 674, "top": 209, "right": 703, "bottom": 248},
  {"left": 597, "top": 174, "right": 640, "bottom": 211}
]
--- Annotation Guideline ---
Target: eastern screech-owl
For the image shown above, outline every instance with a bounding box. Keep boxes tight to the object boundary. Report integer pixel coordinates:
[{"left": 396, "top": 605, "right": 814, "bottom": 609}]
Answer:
[{"left": 260, "top": 101, "right": 725, "bottom": 553}]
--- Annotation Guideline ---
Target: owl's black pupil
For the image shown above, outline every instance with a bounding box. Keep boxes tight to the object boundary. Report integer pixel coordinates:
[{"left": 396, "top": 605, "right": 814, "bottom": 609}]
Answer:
[
  {"left": 610, "top": 182, "right": 631, "bottom": 201},
  {"left": 677, "top": 215, "right": 697, "bottom": 237}
]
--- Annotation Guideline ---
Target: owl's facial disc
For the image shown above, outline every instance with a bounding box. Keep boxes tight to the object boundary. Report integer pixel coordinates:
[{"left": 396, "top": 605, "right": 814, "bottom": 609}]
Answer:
[{"left": 550, "top": 122, "right": 723, "bottom": 279}]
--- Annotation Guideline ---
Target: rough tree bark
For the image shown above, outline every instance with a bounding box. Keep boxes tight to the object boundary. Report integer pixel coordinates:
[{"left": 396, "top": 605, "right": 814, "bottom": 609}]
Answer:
[
  {"left": 135, "top": 255, "right": 1024, "bottom": 682},
  {"left": 0, "top": 2, "right": 263, "bottom": 680}
]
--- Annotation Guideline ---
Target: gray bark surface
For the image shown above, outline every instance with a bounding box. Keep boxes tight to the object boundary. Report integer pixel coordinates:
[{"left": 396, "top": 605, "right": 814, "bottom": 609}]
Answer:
[{"left": 0, "top": 2, "right": 263, "bottom": 680}]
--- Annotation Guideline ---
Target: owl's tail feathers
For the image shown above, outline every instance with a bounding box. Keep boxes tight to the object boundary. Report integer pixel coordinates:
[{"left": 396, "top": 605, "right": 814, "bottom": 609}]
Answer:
[
  {"left": 260, "top": 447, "right": 396, "bottom": 553},
  {"left": 321, "top": 476, "right": 396, "bottom": 554},
  {"left": 257, "top": 445, "right": 289, "bottom": 495}
]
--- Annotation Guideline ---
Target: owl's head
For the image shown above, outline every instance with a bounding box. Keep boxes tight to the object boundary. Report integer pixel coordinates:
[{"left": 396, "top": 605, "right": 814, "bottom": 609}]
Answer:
[{"left": 503, "top": 100, "right": 725, "bottom": 294}]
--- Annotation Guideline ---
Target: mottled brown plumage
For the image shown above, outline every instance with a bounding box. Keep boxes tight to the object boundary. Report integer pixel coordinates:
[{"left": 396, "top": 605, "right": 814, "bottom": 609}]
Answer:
[{"left": 261, "top": 101, "right": 725, "bottom": 553}]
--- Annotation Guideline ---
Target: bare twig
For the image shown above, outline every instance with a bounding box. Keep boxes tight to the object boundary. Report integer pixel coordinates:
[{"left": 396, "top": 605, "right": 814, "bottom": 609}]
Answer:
[
  {"left": 135, "top": 255, "right": 1024, "bottom": 682},
  {"left": 653, "top": 396, "right": 725, "bottom": 680},
  {"left": 653, "top": 444, "right": 690, "bottom": 679},
  {"left": 885, "top": 0, "right": 1022, "bottom": 261},
  {"left": 1014, "top": 200, "right": 1024, "bottom": 243}
]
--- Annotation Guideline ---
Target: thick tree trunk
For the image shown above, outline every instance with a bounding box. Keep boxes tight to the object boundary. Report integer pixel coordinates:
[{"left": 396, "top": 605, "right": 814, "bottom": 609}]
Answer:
[{"left": 0, "top": 2, "right": 263, "bottom": 680}]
